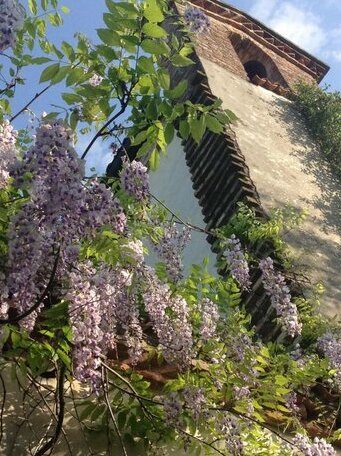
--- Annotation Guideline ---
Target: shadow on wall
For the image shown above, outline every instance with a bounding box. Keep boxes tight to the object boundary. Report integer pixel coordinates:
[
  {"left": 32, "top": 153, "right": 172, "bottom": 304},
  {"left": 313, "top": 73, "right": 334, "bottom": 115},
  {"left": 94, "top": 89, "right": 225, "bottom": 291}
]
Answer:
[
  {"left": 271, "top": 97, "right": 341, "bottom": 238},
  {"left": 275, "top": 198, "right": 340, "bottom": 318}
]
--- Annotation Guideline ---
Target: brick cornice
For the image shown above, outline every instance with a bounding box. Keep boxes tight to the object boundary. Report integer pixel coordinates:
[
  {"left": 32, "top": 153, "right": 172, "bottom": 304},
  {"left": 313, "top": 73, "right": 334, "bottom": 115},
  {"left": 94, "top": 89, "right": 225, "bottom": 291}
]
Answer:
[{"left": 185, "top": 0, "right": 329, "bottom": 82}]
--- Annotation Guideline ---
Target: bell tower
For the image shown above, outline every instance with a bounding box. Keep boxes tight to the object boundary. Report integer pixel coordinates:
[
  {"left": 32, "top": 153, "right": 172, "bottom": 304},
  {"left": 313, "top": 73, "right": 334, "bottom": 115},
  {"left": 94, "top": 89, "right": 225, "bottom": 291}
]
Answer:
[{"left": 148, "top": 0, "right": 341, "bottom": 332}]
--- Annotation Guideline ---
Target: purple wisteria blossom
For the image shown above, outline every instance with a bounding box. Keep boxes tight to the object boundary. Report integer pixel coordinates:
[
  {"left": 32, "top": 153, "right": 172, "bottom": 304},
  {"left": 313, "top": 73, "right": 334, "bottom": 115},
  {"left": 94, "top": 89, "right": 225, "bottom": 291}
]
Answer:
[
  {"left": 183, "top": 387, "right": 206, "bottom": 421},
  {"left": 198, "top": 297, "right": 219, "bottom": 341},
  {"left": 0, "top": 121, "right": 17, "bottom": 188},
  {"left": 160, "top": 392, "right": 182, "bottom": 426},
  {"left": 120, "top": 157, "right": 150, "bottom": 201},
  {"left": 223, "top": 234, "right": 251, "bottom": 290},
  {"left": 285, "top": 391, "right": 300, "bottom": 415},
  {"left": 151, "top": 222, "right": 191, "bottom": 283},
  {"left": 142, "top": 266, "right": 193, "bottom": 367},
  {"left": 317, "top": 332, "right": 341, "bottom": 389},
  {"left": 216, "top": 414, "right": 244, "bottom": 455},
  {"left": 259, "top": 257, "right": 302, "bottom": 337},
  {"left": 184, "top": 6, "right": 210, "bottom": 33},
  {"left": 68, "top": 263, "right": 143, "bottom": 391},
  {"left": 292, "top": 433, "right": 336, "bottom": 456},
  {"left": 6, "top": 120, "right": 126, "bottom": 330},
  {"left": 0, "top": 0, "right": 24, "bottom": 52}
]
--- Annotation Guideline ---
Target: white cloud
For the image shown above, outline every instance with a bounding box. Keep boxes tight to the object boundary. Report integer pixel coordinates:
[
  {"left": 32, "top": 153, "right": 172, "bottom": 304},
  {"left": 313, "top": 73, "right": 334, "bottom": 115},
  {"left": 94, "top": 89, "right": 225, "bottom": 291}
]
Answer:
[
  {"left": 249, "top": 0, "right": 278, "bottom": 23},
  {"left": 249, "top": 0, "right": 326, "bottom": 55}
]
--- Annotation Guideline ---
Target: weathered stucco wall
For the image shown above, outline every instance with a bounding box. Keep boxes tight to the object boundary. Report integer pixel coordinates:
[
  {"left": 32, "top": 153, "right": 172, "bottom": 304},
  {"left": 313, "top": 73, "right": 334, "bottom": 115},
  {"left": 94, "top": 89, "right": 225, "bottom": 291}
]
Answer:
[
  {"left": 148, "top": 135, "right": 217, "bottom": 275},
  {"left": 200, "top": 56, "right": 341, "bottom": 317}
]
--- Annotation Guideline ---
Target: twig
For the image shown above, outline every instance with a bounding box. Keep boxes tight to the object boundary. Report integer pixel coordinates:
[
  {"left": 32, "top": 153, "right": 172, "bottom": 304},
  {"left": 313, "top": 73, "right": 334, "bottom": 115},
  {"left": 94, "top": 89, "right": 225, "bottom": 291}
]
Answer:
[
  {"left": 10, "top": 86, "right": 51, "bottom": 122},
  {"left": 81, "top": 101, "right": 128, "bottom": 160},
  {"left": 101, "top": 366, "right": 128, "bottom": 456},
  {"left": 0, "top": 371, "right": 6, "bottom": 445},
  {"left": 34, "top": 364, "right": 66, "bottom": 456},
  {"left": 150, "top": 193, "right": 218, "bottom": 237}
]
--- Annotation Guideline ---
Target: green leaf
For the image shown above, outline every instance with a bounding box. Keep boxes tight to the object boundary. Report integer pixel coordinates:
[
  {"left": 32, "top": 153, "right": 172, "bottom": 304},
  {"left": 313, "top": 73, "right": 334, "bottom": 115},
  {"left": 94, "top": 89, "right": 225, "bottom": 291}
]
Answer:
[
  {"left": 205, "top": 113, "right": 224, "bottom": 134},
  {"left": 132, "top": 129, "right": 148, "bottom": 146},
  {"left": 97, "top": 28, "right": 121, "bottom": 46},
  {"left": 61, "top": 5, "right": 70, "bottom": 13},
  {"left": 157, "top": 68, "right": 170, "bottom": 90},
  {"left": 164, "top": 80, "right": 187, "bottom": 99},
  {"left": 170, "top": 54, "right": 194, "bottom": 67},
  {"left": 56, "top": 349, "right": 71, "bottom": 368},
  {"left": 141, "top": 39, "right": 170, "bottom": 56},
  {"left": 28, "top": 0, "right": 38, "bottom": 15},
  {"left": 30, "top": 56, "right": 52, "bottom": 64},
  {"left": 62, "top": 92, "right": 82, "bottom": 104},
  {"left": 137, "top": 56, "right": 155, "bottom": 74},
  {"left": 51, "top": 65, "right": 70, "bottom": 85},
  {"left": 48, "top": 12, "right": 63, "bottom": 27},
  {"left": 39, "top": 63, "right": 60, "bottom": 83},
  {"left": 144, "top": 0, "right": 164, "bottom": 22},
  {"left": 149, "top": 149, "right": 160, "bottom": 171},
  {"left": 66, "top": 67, "right": 87, "bottom": 86},
  {"left": 61, "top": 41, "right": 75, "bottom": 61},
  {"left": 179, "top": 119, "right": 190, "bottom": 139},
  {"left": 79, "top": 403, "right": 97, "bottom": 421},
  {"left": 164, "top": 123, "right": 174, "bottom": 144},
  {"left": 91, "top": 404, "right": 107, "bottom": 421},
  {"left": 189, "top": 115, "right": 206, "bottom": 143},
  {"left": 142, "top": 22, "right": 167, "bottom": 38}
]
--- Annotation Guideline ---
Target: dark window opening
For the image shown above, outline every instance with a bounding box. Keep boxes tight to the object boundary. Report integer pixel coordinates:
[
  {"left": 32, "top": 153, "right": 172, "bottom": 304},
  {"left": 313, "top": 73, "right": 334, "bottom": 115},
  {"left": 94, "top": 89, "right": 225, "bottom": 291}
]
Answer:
[{"left": 243, "top": 60, "right": 267, "bottom": 81}]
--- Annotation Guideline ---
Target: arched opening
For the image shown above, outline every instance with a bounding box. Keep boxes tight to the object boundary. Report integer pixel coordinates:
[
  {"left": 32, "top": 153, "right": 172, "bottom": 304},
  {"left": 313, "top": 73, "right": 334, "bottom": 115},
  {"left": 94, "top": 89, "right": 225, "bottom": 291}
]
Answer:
[{"left": 243, "top": 60, "right": 267, "bottom": 81}]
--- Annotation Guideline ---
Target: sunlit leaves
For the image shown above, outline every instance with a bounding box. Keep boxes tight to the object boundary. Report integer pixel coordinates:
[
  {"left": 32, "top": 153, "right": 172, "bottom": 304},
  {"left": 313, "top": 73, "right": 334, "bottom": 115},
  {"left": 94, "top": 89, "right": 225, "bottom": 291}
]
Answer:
[{"left": 39, "top": 62, "right": 60, "bottom": 82}]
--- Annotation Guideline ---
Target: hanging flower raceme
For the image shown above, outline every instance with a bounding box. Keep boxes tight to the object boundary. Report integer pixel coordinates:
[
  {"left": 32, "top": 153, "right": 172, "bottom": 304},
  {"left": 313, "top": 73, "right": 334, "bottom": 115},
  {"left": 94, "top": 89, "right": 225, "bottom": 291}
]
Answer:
[
  {"left": 0, "top": 120, "right": 18, "bottom": 188},
  {"left": 142, "top": 266, "right": 193, "bottom": 367},
  {"left": 151, "top": 222, "right": 191, "bottom": 283},
  {"left": 259, "top": 257, "right": 302, "bottom": 337},
  {"left": 317, "top": 332, "right": 341, "bottom": 389},
  {"left": 0, "top": 0, "right": 24, "bottom": 52},
  {"left": 198, "top": 297, "right": 219, "bottom": 341},
  {"left": 6, "top": 120, "right": 126, "bottom": 330},
  {"left": 216, "top": 414, "right": 244, "bottom": 455},
  {"left": 292, "top": 434, "right": 336, "bottom": 456},
  {"left": 120, "top": 157, "right": 150, "bottom": 202},
  {"left": 67, "top": 263, "right": 143, "bottom": 391},
  {"left": 223, "top": 234, "right": 251, "bottom": 290},
  {"left": 184, "top": 5, "right": 210, "bottom": 33}
]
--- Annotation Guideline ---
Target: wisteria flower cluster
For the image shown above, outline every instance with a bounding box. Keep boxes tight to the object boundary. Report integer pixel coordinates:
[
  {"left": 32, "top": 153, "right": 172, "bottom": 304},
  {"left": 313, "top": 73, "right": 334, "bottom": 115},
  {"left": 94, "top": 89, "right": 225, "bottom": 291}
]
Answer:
[
  {"left": 151, "top": 221, "right": 191, "bottom": 283},
  {"left": 6, "top": 120, "right": 126, "bottom": 330},
  {"left": 184, "top": 5, "right": 210, "bottom": 34},
  {"left": 223, "top": 234, "right": 251, "bottom": 290},
  {"left": 68, "top": 263, "right": 143, "bottom": 391},
  {"left": 198, "top": 297, "right": 219, "bottom": 341},
  {"left": 292, "top": 433, "right": 336, "bottom": 456},
  {"left": 0, "top": 120, "right": 18, "bottom": 188},
  {"left": 142, "top": 266, "right": 193, "bottom": 366},
  {"left": 88, "top": 74, "right": 103, "bottom": 87},
  {"left": 259, "top": 257, "right": 302, "bottom": 337},
  {"left": 0, "top": 0, "right": 24, "bottom": 52},
  {"left": 317, "top": 332, "right": 341, "bottom": 389},
  {"left": 120, "top": 157, "right": 150, "bottom": 201},
  {"left": 216, "top": 414, "right": 244, "bottom": 455}
]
